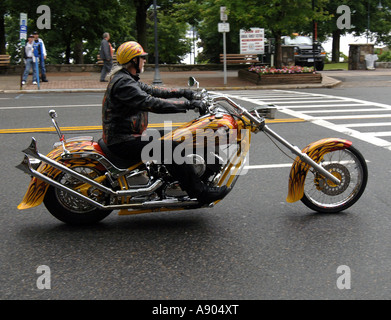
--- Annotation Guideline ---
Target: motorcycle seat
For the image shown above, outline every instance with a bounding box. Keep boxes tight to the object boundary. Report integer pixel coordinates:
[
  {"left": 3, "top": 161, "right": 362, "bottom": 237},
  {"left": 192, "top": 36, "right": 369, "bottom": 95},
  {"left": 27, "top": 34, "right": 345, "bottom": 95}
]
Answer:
[{"left": 97, "top": 138, "right": 140, "bottom": 169}]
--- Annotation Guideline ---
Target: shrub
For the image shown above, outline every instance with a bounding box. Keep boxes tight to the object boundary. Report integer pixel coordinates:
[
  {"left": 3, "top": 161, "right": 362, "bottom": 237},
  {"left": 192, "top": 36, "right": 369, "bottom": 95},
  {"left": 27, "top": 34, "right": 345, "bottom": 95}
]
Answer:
[{"left": 378, "top": 50, "right": 391, "bottom": 62}]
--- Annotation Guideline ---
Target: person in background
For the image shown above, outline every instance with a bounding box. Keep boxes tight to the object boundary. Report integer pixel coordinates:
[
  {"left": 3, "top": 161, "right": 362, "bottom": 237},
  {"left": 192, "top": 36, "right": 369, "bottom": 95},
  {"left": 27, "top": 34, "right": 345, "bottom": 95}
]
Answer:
[
  {"left": 21, "top": 34, "right": 37, "bottom": 85},
  {"left": 99, "top": 32, "right": 113, "bottom": 82},
  {"left": 32, "top": 31, "right": 48, "bottom": 82}
]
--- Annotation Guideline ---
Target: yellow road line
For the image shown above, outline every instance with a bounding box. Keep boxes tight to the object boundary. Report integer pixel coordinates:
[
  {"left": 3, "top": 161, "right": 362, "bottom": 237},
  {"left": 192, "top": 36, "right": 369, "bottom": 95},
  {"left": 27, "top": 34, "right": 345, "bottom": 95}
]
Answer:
[{"left": 0, "top": 119, "right": 305, "bottom": 134}]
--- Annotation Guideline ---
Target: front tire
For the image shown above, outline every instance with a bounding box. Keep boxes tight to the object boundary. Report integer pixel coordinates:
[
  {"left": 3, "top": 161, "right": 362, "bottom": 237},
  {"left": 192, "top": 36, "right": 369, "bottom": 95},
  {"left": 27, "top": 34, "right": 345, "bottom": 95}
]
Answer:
[
  {"left": 301, "top": 145, "right": 368, "bottom": 213},
  {"left": 43, "top": 165, "right": 112, "bottom": 225}
]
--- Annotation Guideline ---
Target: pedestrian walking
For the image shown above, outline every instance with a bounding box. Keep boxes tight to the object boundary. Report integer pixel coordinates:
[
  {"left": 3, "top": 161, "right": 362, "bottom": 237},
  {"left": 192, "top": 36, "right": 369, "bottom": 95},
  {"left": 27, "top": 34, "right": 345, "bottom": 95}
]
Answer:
[
  {"left": 99, "top": 32, "right": 113, "bottom": 82},
  {"left": 21, "top": 34, "right": 37, "bottom": 85}
]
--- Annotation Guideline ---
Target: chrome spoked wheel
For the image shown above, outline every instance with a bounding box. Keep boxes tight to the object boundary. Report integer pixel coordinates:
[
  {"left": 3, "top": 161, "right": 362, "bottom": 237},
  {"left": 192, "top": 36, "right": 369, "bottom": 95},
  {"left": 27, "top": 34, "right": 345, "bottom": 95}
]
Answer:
[
  {"left": 44, "top": 165, "right": 112, "bottom": 225},
  {"left": 301, "top": 146, "right": 368, "bottom": 213},
  {"left": 55, "top": 166, "right": 100, "bottom": 213}
]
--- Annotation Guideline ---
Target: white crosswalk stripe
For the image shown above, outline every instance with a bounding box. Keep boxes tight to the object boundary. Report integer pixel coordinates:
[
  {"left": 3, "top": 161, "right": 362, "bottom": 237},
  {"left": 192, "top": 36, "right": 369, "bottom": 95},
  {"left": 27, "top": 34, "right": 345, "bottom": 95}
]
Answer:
[{"left": 217, "top": 89, "right": 391, "bottom": 151}]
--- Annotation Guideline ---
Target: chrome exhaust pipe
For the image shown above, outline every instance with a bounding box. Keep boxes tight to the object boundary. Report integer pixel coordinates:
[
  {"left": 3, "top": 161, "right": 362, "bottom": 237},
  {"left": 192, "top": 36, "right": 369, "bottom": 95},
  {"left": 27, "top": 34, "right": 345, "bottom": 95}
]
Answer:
[
  {"left": 17, "top": 155, "right": 107, "bottom": 209},
  {"left": 17, "top": 155, "right": 200, "bottom": 211},
  {"left": 22, "top": 138, "right": 116, "bottom": 196},
  {"left": 20, "top": 138, "right": 163, "bottom": 198}
]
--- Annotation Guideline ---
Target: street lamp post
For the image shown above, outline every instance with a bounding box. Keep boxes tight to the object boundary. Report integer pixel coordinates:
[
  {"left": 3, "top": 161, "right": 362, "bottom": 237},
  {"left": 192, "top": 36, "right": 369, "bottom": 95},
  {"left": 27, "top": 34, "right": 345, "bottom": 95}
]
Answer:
[{"left": 152, "top": 0, "right": 163, "bottom": 85}]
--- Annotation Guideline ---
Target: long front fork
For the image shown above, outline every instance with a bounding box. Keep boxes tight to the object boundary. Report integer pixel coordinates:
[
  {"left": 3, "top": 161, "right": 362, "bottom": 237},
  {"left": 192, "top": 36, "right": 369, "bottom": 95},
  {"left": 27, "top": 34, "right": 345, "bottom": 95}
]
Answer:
[{"left": 262, "top": 125, "right": 341, "bottom": 186}]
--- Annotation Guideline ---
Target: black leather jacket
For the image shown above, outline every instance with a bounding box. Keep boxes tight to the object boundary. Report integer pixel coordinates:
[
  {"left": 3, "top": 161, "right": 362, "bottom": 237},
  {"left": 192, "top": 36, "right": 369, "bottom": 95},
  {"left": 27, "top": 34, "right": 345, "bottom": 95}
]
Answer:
[{"left": 102, "top": 68, "right": 194, "bottom": 146}]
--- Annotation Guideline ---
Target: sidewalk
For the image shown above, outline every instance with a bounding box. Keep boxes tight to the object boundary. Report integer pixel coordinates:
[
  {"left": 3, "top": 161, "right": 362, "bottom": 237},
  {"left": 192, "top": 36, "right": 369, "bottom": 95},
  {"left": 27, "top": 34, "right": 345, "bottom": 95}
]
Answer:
[
  {"left": 0, "top": 69, "right": 344, "bottom": 94},
  {"left": 1, "top": 68, "right": 391, "bottom": 93}
]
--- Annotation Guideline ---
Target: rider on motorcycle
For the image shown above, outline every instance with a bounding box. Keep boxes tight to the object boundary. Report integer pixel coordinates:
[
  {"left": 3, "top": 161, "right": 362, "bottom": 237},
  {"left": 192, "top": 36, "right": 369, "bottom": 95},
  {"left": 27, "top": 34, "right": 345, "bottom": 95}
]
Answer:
[{"left": 101, "top": 41, "right": 229, "bottom": 204}]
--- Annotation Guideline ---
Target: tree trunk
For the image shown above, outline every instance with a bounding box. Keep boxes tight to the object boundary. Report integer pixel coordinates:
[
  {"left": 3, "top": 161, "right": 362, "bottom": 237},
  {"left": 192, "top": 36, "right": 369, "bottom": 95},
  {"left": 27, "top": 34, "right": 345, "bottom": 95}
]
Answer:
[
  {"left": 65, "top": 43, "right": 71, "bottom": 64},
  {"left": 135, "top": 0, "right": 153, "bottom": 53},
  {"left": 0, "top": 11, "right": 6, "bottom": 54},
  {"left": 273, "top": 30, "right": 282, "bottom": 68},
  {"left": 332, "top": 29, "right": 341, "bottom": 63},
  {"left": 65, "top": 32, "right": 72, "bottom": 64},
  {"left": 73, "top": 40, "right": 84, "bottom": 64}
]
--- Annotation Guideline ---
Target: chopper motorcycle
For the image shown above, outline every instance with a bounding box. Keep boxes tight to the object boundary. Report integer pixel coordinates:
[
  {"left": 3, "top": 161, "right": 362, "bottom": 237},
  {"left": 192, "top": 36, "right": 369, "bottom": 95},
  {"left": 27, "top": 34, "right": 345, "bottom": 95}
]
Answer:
[{"left": 16, "top": 77, "right": 368, "bottom": 224}]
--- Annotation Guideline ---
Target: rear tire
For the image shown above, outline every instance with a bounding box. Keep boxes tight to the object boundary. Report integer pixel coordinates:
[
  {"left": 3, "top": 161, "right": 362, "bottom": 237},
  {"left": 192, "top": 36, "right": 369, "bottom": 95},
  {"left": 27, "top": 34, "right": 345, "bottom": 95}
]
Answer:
[
  {"left": 301, "top": 145, "right": 367, "bottom": 213},
  {"left": 43, "top": 165, "right": 112, "bottom": 225}
]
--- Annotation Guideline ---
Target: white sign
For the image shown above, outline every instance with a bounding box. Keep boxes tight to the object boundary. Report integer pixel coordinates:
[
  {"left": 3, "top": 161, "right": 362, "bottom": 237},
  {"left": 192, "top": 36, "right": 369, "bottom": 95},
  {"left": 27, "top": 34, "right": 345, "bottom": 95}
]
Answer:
[
  {"left": 218, "top": 23, "right": 230, "bottom": 33},
  {"left": 240, "top": 28, "right": 264, "bottom": 54},
  {"left": 220, "top": 6, "right": 228, "bottom": 21},
  {"left": 20, "top": 13, "right": 27, "bottom": 40}
]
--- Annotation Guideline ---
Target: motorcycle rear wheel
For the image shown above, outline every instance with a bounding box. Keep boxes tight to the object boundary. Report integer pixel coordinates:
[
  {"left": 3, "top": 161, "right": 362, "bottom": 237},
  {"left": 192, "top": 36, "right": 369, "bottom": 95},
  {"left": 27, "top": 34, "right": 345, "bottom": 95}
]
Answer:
[
  {"left": 301, "top": 145, "right": 368, "bottom": 213},
  {"left": 43, "top": 165, "right": 112, "bottom": 225}
]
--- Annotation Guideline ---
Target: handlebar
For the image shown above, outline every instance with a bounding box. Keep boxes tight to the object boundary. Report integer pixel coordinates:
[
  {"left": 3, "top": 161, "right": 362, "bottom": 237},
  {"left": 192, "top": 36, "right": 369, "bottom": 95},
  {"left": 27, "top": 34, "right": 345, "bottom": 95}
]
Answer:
[{"left": 188, "top": 76, "right": 272, "bottom": 129}]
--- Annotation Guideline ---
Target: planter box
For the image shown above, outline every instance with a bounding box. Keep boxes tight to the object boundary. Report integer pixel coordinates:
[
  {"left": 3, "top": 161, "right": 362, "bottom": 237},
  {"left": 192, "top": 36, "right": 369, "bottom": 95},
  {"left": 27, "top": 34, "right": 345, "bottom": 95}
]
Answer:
[{"left": 239, "top": 69, "right": 322, "bottom": 85}]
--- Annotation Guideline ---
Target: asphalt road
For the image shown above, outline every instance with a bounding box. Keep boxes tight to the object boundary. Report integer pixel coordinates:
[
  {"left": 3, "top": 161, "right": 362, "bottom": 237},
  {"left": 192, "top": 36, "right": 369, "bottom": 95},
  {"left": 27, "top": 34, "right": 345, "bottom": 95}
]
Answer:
[{"left": 0, "top": 88, "right": 390, "bottom": 301}]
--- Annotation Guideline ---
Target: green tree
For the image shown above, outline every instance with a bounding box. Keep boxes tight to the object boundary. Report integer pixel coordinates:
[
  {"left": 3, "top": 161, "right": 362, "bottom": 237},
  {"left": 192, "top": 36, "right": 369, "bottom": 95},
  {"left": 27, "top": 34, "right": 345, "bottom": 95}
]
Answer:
[
  {"left": 147, "top": 9, "right": 191, "bottom": 64},
  {"left": 311, "top": 0, "right": 391, "bottom": 63},
  {"left": 190, "top": 0, "right": 330, "bottom": 67},
  {"left": 226, "top": 0, "right": 331, "bottom": 68},
  {"left": 1, "top": 0, "right": 43, "bottom": 56},
  {"left": 131, "top": 0, "right": 153, "bottom": 52},
  {"left": 43, "top": 0, "right": 126, "bottom": 64},
  {"left": 3, "top": 0, "right": 133, "bottom": 64},
  {"left": 194, "top": 0, "right": 243, "bottom": 63},
  {"left": 349, "top": 0, "right": 391, "bottom": 46}
]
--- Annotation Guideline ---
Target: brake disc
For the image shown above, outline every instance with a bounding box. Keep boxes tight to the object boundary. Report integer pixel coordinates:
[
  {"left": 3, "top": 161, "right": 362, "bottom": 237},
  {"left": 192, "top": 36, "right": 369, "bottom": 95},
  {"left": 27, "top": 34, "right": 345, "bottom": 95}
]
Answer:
[{"left": 315, "top": 163, "right": 351, "bottom": 196}]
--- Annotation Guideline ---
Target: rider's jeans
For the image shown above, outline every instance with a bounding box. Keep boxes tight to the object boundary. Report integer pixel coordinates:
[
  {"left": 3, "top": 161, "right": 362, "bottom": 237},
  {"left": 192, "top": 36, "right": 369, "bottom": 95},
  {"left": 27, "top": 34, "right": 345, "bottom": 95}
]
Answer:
[{"left": 107, "top": 132, "right": 204, "bottom": 197}]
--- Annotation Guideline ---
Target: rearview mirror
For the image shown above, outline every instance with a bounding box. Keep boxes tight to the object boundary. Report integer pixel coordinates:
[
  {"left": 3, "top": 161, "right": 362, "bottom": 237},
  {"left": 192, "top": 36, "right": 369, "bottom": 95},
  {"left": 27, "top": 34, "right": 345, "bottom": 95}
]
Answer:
[{"left": 188, "top": 77, "right": 199, "bottom": 89}]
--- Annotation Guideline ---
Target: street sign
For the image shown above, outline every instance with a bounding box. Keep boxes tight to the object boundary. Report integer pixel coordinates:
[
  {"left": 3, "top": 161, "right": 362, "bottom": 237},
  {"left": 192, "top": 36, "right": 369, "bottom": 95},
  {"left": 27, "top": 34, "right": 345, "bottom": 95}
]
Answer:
[
  {"left": 240, "top": 28, "right": 265, "bottom": 54},
  {"left": 219, "top": 7, "right": 229, "bottom": 86},
  {"left": 20, "top": 13, "right": 27, "bottom": 46},
  {"left": 220, "top": 6, "right": 228, "bottom": 21},
  {"left": 218, "top": 23, "right": 230, "bottom": 33}
]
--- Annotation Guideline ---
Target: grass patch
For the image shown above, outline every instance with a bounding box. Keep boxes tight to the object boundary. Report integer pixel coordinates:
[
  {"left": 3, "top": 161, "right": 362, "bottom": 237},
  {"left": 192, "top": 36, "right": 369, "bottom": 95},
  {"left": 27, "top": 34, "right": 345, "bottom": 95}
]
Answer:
[{"left": 324, "top": 62, "right": 348, "bottom": 70}]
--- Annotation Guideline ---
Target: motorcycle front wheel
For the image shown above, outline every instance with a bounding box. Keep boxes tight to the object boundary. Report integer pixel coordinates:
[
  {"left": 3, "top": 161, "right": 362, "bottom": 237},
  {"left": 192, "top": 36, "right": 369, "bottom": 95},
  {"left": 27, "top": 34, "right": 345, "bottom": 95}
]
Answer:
[
  {"left": 43, "top": 165, "right": 112, "bottom": 225},
  {"left": 301, "top": 145, "right": 368, "bottom": 213}
]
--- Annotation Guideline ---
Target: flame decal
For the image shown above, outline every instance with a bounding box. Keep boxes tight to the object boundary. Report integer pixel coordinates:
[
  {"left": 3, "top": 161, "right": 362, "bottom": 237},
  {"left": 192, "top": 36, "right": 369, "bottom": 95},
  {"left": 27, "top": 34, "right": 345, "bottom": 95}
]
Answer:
[
  {"left": 162, "top": 114, "right": 239, "bottom": 147},
  {"left": 286, "top": 138, "right": 352, "bottom": 203},
  {"left": 18, "top": 140, "right": 104, "bottom": 210}
]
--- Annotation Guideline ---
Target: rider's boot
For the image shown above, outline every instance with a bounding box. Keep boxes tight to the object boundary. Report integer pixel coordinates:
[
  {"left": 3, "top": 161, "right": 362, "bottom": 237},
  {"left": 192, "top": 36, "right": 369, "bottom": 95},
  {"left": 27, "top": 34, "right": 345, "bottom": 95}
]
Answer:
[
  {"left": 196, "top": 185, "right": 230, "bottom": 205},
  {"left": 165, "top": 163, "right": 230, "bottom": 204}
]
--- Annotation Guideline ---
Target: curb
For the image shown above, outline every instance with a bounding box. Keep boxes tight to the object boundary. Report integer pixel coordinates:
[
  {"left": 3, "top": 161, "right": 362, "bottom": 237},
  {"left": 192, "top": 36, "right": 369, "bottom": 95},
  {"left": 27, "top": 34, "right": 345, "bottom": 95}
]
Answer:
[
  {"left": 0, "top": 77, "right": 341, "bottom": 94},
  {"left": 0, "top": 88, "right": 107, "bottom": 94}
]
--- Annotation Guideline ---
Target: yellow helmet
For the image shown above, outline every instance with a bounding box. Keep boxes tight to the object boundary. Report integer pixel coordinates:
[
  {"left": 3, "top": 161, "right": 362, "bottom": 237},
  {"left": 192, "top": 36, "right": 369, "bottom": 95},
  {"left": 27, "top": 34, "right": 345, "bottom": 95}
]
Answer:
[{"left": 116, "top": 41, "right": 148, "bottom": 65}]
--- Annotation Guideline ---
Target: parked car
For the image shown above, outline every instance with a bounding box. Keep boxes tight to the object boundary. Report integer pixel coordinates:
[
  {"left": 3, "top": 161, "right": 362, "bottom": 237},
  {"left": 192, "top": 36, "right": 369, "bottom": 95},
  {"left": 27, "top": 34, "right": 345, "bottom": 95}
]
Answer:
[{"left": 282, "top": 35, "right": 326, "bottom": 70}]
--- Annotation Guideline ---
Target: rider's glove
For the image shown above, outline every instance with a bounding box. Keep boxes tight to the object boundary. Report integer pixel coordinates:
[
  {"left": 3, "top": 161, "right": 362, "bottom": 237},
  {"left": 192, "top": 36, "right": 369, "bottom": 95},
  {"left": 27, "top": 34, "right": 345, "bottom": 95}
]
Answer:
[
  {"left": 183, "top": 89, "right": 198, "bottom": 101},
  {"left": 187, "top": 100, "right": 208, "bottom": 115}
]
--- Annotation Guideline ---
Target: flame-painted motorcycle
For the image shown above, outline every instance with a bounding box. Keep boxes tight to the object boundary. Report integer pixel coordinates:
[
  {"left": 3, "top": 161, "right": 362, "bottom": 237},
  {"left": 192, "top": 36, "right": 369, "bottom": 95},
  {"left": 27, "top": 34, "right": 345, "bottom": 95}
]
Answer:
[{"left": 17, "top": 77, "right": 368, "bottom": 224}]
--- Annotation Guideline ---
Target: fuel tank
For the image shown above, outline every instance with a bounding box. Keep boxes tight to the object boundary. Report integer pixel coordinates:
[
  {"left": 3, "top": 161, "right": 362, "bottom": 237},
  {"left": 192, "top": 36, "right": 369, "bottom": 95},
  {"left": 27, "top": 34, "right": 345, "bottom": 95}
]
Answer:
[{"left": 161, "top": 114, "right": 241, "bottom": 148}]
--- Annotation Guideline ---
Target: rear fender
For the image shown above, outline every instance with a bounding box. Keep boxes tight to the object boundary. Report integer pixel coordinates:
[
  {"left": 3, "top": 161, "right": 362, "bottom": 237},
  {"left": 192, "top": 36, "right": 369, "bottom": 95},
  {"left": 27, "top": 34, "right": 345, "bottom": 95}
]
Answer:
[
  {"left": 286, "top": 138, "right": 352, "bottom": 203},
  {"left": 18, "top": 140, "right": 105, "bottom": 210}
]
